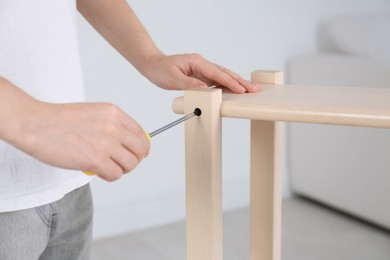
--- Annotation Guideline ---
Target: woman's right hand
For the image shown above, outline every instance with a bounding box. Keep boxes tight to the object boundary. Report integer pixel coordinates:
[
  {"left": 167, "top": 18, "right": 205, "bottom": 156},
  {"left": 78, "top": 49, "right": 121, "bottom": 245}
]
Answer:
[{"left": 15, "top": 101, "right": 150, "bottom": 182}]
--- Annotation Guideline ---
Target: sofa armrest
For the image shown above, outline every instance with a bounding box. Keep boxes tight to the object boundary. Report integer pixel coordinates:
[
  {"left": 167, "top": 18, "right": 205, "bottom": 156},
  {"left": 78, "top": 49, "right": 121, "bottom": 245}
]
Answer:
[
  {"left": 285, "top": 53, "right": 390, "bottom": 230},
  {"left": 286, "top": 53, "right": 390, "bottom": 88}
]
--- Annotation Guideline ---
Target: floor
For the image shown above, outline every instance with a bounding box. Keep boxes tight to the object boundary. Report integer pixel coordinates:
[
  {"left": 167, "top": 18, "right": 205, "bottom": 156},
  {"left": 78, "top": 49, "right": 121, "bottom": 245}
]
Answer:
[{"left": 91, "top": 197, "right": 390, "bottom": 260}]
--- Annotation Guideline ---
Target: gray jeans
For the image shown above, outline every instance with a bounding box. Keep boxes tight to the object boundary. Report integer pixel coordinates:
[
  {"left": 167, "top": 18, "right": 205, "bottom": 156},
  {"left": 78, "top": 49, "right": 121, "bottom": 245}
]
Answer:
[{"left": 0, "top": 184, "right": 93, "bottom": 260}]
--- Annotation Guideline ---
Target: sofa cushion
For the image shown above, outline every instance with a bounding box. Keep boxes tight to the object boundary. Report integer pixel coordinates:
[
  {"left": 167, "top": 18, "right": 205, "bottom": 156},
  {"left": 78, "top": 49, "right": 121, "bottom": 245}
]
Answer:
[{"left": 326, "top": 13, "right": 390, "bottom": 61}]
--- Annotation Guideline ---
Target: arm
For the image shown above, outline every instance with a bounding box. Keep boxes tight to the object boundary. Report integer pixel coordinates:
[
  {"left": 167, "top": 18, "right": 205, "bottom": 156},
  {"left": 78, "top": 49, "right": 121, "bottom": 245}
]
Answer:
[
  {"left": 77, "top": 0, "right": 259, "bottom": 93},
  {"left": 0, "top": 77, "right": 37, "bottom": 145},
  {"left": 0, "top": 77, "right": 149, "bottom": 181}
]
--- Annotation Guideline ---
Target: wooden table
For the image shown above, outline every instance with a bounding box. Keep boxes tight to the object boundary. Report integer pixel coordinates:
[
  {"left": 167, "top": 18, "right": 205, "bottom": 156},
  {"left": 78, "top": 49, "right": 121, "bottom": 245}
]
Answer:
[{"left": 172, "top": 70, "right": 390, "bottom": 260}]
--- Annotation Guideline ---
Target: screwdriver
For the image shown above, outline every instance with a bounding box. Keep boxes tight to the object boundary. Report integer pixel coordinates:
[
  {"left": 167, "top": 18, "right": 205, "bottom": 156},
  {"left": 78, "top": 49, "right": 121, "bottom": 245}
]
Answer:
[
  {"left": 84, "top": 108, "right": 202, "bottom": 176},
  {"left": 146, "top": 108, "right": 202, "bottom": 140}
]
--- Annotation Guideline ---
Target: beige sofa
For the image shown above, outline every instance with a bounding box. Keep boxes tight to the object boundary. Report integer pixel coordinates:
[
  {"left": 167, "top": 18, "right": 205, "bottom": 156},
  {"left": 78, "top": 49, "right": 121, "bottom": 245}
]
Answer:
[{"left": 286, "top": 13, "right": 390, "bottom": 229}]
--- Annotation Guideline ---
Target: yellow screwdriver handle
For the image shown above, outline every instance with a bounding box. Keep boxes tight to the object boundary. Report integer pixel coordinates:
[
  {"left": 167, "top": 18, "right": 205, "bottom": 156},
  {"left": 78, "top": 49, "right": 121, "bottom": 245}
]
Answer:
[{"left": 83, "top": 132, "right": 151, "bottom": 176}]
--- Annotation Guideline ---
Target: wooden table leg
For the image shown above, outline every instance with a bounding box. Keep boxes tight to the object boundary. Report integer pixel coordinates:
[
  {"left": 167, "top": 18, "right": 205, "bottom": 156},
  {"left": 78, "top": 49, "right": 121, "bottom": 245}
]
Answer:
[
  {"left": 184, "top": 88, "right": 223, "bottom": 260},
  {"left": 250, "top": 120, "right": 282, "bottom": 260},
  {"left": 250, "top": 70, "right": 283, "bottom": 260}
]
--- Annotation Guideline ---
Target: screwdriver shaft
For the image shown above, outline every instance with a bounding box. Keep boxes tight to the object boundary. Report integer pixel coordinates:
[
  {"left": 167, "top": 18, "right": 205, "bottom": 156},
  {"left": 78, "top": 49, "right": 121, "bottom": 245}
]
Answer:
[{"left": 149, "top": 109, "right": 200, "bottom": 138}]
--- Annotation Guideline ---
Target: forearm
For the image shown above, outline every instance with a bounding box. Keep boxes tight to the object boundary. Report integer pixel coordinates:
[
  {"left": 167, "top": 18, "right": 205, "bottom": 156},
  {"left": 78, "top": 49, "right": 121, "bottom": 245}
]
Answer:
[
  {"left": 77, "top": 0, "right": 162, "bottom": 76},
  {"left": 77, "top": 0, "right": 259, "bottom": 93},
  {"left": 0, "top": 77, "right": 38, "bottom": 146}
]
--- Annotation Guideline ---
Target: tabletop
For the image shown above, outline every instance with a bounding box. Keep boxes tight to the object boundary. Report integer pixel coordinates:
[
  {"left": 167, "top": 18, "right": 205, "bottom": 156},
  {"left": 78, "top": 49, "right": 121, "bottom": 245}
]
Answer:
[{"left": 172, "top": 84, "right": 390, "bottom": 129}]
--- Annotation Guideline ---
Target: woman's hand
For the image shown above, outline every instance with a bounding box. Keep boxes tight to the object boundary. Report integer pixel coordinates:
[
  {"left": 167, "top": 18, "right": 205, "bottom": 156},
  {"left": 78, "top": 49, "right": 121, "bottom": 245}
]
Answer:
[
  {"left": 143, "top": 53, "right": 260, "bottom": 94},
  {"left": 15, "top": 101, "right": 150, "bottom": 182}
]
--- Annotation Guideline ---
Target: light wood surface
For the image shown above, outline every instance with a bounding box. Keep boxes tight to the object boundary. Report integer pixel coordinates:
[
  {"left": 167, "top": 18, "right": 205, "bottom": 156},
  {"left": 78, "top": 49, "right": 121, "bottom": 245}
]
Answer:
[
  {"left": 251, "top": 70, "right": 284, "bottom": 84},
  {"left": 175, "top": 69, "right": 390, "bottom": 260},
  {"left": 250, "top": 120, "right": 282, "bottom": 260},
  {"left": 172, "top": 84, "right": 390, "bottom": 128},
  {"left": 184, "top": 89, "right": 223, "bottom": 260},
  {"left": 250, "top": 71, "right": 283, "bottom": 260}
]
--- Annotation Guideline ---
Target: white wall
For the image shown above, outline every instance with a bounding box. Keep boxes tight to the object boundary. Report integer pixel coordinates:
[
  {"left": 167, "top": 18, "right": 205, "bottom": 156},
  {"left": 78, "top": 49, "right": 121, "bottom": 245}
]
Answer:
[{"left": 77, "top": 0, "right": 389, "bottom": 239}]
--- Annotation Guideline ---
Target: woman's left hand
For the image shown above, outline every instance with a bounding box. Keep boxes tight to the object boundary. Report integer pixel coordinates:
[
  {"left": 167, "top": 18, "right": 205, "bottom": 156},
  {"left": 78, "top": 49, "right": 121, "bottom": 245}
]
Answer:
[{"left": 143, "top": 53, "right": 260, "bottom": 94}]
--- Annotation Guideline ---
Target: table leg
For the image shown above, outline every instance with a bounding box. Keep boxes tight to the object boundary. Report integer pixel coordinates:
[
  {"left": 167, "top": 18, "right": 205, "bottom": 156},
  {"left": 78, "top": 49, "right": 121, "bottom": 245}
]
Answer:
[
  {"left": 250, "top": 120, "right": 282, "bottom": 260},
  {"left": 184, "top": 88, "right": 223, "bottom": 260}
]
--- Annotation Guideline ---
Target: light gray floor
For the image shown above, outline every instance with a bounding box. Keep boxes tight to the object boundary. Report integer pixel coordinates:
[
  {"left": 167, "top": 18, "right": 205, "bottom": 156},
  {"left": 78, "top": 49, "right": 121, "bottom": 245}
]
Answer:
[{"left": 91, "top": 197, "right": 390, "bottom": 260}]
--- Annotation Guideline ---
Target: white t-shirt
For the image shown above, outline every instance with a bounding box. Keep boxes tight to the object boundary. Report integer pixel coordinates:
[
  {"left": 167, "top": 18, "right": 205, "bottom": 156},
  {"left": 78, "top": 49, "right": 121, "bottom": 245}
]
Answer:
[{"left": 0, "top": 0, "right": 94, "bottom": 212}]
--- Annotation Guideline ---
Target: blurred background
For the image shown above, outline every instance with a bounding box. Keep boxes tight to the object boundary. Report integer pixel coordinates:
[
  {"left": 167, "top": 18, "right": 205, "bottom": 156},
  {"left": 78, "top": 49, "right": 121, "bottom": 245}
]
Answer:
[{"left": 77, "top": 0, "right": 390, "bottom": 259}]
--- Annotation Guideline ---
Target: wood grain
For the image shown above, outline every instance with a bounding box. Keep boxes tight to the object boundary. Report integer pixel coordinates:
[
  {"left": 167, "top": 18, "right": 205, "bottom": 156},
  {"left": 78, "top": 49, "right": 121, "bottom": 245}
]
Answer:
[
  {"left": 250, "top": 120, "right": 282, "bottom": 260},
  {"left": 184, "top": 88, "right": 223, "bottom": 260},
  {"left": 174, "top": 70, "right": 390, "bottom": 260},
  {"left": 173, "top": 84, "right": 390, "bottom": 128},
  {"left": 250, "top": 71, "right": 283, "bottom": 260}
]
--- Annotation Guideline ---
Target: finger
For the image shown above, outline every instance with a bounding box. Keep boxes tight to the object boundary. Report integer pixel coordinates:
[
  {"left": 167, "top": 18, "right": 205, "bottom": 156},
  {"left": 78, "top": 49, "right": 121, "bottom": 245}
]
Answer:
[
  {"left": 110, "top": 147, "right": 139, "bottom": 174},
  {"left": 119, "top": 115, "right": 151, "bottom": 155},
  {"left": 96, "top": 159, "right": 124, "bottom": 182},
  {"left": 122, "top": 131, "right": 150, "bottom": 160},
  {"left": 218, "top": 66, "right": 260, "bottom": 93},
  {"left": 191, "top": 58, "right": 246, "bottom": 93},
  {"left": 173, "top": 69, "right": 208, "bottom": 90},
  {"left": 118, "top": 112, "right": 142, "bottom": 134}
]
